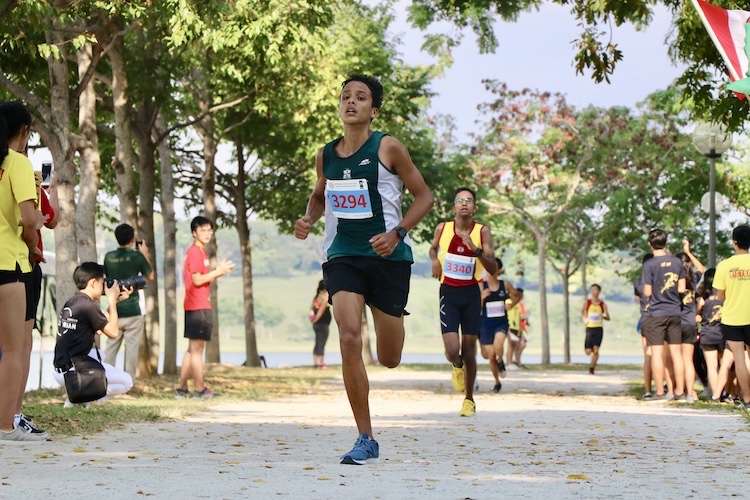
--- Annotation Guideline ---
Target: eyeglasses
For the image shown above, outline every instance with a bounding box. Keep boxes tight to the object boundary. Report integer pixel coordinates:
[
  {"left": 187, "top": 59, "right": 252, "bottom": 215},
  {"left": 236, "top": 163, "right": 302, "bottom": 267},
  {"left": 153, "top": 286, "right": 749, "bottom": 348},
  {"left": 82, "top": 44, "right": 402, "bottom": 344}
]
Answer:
[{"left": 454, "top": 198, "right": 475, "bottom": 204}]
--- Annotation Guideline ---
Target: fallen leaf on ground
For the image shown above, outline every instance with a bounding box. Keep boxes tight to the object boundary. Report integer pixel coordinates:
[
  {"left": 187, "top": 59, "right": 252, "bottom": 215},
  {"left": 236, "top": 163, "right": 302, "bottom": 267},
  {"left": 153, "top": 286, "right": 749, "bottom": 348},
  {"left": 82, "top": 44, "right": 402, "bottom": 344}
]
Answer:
[{"left": 567, "top": 474, "right": 590, "bottom": 481}]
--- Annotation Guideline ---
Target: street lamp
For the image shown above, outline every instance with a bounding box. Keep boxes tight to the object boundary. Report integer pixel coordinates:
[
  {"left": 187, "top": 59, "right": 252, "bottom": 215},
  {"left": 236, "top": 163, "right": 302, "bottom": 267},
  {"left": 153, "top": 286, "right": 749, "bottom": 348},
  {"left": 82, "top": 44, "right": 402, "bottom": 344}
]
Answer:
[{"left": 693, "top": 122, "right": 732, "bottom": 268}]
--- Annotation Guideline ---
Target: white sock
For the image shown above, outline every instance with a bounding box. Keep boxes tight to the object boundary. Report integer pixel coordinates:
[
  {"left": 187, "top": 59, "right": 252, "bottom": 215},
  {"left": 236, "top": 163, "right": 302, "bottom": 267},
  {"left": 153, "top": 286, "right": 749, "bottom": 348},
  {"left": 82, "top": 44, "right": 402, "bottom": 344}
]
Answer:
[{"left": 13, "top": 414, "right": 21, "bottom": 427}]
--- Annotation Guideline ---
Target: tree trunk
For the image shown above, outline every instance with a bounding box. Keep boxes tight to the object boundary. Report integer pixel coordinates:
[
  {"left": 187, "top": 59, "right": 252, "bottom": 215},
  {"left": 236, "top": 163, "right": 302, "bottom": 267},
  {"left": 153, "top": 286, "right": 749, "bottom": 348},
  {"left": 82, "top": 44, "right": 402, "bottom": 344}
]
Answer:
[
  {"left": 75, "top": 43, "right": 100, "bottom": 263},
  {"left": 581, "top": 240, "right": 588, "bottom": 297},
  {"left": 156, "top": 115, "right": 178, "bottom": 375},
  {"left": 135, "top": 113, "right": 159, "bottom": 378},
  {"left": 361, "top": 308, "right": 375, "bottom": 366},
  {"left": 562, "top": 270, "right": 571, "bottom": 364},
  {"left": 234, "top": 141, "right": 260, "bottom": 367},
  {"left": 538, "top": 233, "right": 550, "bottom": 365},
  {"left": 109, "top": 37, "right": 138, "bottom": 226},
  {"left": 196, "top": 95, "right": 221, "bottom": 364},
  {"left": 46, "top": 27, "right": 78, "bottom": 310}
]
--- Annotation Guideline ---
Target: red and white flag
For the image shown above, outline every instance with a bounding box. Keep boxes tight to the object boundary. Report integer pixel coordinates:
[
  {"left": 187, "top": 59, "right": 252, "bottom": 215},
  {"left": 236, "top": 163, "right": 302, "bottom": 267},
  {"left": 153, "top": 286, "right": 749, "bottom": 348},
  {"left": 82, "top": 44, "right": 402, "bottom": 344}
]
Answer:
[{"left": 691, "top": 0, "right": 750, "bottom": 97}]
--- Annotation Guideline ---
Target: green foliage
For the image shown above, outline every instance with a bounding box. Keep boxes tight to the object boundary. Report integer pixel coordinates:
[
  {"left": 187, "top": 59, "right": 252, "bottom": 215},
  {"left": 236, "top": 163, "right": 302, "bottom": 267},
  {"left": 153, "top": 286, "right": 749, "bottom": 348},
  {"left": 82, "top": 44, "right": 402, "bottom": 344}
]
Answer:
[
  {"left": 407, "top": 0, "right": 750, "bottom": 128},
  {"left": 723, "top": 137, "right": 750, "bottom": 221},
  {"left": 576, "top": 88, "right": 731, "bottom": 278},
  {"left": 408, "top": 0, "right": 654, "bottom": 82},
  {"left": 668, "top": 0, "right": 748, "bottom": 131},
  {"left": 471, "top": 81, "right": 583, "bottom": 236}
]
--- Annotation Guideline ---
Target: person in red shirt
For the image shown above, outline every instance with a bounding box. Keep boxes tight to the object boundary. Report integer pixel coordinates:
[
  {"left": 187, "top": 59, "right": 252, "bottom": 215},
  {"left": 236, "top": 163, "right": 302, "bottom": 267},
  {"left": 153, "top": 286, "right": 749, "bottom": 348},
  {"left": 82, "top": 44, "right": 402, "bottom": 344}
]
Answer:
[{"left": 175, "top": 216, "right": 234, "bottom": 400}]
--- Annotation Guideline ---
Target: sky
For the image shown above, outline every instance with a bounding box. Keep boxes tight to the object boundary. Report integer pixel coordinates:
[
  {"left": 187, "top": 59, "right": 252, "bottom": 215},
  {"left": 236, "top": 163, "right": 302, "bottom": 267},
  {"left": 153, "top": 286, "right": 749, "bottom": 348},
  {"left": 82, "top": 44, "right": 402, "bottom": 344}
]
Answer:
[{"left": 383, "top": 2, "right": 686, "bottom": 140}]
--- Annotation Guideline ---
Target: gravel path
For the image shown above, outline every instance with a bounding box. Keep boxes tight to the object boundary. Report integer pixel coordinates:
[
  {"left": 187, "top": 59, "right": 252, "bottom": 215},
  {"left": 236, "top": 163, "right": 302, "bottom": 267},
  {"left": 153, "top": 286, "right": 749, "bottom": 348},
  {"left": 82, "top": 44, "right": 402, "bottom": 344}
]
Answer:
[{"left": 2, "top": 367, "right": 748, "bottom": 499}]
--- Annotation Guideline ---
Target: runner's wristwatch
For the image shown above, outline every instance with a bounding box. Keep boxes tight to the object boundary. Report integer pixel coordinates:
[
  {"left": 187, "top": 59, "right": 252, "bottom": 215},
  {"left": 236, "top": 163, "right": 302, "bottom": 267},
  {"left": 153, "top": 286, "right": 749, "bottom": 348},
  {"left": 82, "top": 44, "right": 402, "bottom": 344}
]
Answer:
[
  {"left": 393, "top": 226, "right": 408, "bottom": 240},
  {"left": 474, "top": 247, "right": 483, "bottom": 257}
]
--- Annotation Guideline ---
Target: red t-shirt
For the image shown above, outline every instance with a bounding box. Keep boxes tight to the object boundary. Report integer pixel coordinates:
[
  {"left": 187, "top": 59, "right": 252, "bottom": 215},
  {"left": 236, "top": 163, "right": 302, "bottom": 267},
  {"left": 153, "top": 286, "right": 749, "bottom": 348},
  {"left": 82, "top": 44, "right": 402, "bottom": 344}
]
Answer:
[
  {"left": 183, "top": 243, "right": 211, "bottom": 311},
  {"left": 36, "top": 189, "right": 55, "bottom": 260}
]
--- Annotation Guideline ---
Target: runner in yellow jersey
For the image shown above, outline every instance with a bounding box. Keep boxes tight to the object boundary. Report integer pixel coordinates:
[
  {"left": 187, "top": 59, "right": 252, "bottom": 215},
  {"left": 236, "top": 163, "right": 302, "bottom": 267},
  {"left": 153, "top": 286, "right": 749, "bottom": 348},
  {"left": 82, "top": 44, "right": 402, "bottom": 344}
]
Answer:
[
  {"left": 581, "top": 284, "right": 610, "bottom": 375},
  {"left": 429, "top": 187, "right": 497, "bottom": 417}
]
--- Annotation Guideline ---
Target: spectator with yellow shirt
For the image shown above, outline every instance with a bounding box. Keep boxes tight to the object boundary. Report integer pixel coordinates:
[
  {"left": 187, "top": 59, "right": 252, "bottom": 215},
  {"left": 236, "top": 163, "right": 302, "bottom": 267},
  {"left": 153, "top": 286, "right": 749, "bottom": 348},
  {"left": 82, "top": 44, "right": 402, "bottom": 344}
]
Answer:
[
  {"left": 714, "top": 225, "right": 750, "bottom": 411},
  {"left": 0, "top": 102, "right": 45, "bottom": 443},
  {"left": 582, "top": 284, "right": 610, "bottom": 375}
]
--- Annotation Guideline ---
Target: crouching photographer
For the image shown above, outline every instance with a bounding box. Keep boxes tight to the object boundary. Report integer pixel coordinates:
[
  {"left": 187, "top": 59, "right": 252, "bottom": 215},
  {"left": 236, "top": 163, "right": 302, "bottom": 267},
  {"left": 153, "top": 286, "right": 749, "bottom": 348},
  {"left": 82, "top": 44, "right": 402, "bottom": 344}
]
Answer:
[{"left": 53, "top": 262, "right": 134, "bottom": 407}]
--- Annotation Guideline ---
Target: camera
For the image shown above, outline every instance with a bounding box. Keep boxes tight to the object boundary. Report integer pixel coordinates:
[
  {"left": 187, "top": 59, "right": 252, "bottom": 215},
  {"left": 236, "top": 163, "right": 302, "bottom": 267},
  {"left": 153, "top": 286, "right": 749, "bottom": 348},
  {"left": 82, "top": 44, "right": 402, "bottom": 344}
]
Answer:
[{"left": 104, "top": 276, "right": 147, "bottom": 291}]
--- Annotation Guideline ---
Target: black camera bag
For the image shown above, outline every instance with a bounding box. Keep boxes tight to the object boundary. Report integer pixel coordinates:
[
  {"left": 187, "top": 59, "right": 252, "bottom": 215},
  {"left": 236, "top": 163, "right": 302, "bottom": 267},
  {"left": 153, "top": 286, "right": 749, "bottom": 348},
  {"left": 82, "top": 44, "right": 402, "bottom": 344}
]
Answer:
[{"left": 63, "top": 350, "right": 108, "bottom": 404}]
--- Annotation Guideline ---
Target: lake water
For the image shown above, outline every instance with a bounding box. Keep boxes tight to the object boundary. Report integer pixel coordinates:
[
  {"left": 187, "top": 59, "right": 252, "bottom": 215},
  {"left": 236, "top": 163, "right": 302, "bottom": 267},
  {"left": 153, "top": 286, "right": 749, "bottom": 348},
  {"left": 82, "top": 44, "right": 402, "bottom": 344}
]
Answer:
[{"left": 24, "top": 349, "right": 644, "bottom": 391}]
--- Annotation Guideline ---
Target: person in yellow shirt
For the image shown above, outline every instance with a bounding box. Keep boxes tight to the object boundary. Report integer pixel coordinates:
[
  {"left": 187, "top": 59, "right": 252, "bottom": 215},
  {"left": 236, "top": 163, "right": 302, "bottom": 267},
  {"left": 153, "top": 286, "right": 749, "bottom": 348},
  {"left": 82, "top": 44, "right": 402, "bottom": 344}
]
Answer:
[
  {"left": 0, "top": 102, "right": 45, "bottom": 443},
  {"left": 714, "top": 225, "right": 750, "bottom": 410},
  {"left": 505, "top": 295, "right": 522, "bottom": 365},
  {"left": 581, "top": 284, "right": 610, "bottom": 375}
]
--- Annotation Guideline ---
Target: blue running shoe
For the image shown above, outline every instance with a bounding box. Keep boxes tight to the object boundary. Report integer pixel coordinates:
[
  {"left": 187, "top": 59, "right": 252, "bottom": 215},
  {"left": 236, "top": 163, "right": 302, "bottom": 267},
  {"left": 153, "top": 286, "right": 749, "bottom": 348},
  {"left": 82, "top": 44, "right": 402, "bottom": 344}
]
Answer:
[{"left": 340, "top": 433, "right": 379, "bottom": 465}]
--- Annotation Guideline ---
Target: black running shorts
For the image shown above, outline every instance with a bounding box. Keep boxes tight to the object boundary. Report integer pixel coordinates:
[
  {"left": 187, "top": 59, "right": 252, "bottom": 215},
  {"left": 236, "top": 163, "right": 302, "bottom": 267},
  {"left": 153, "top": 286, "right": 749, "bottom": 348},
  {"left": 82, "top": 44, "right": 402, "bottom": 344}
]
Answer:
[
  {"left": 439, "top": 283, "right": 481, "bottom": 336},
  {"left": 0, "top": 263, "right": 23, "bottom": 286},
  {"left": 721, "top": 324, "right": 750, "bottom": 345},
  {"left": 323, "top": 256, "right": 411, "bottom": 318},
  {"left": 681, "top": 324, "right": 698, "bottom": 344},
  {"left": 184, "top": 309, "right": 213, "bottom": 341},
  {"left": 643, "top": 316, "right": 682, "bottom": 346},
  {"left": 585, "top": 327, "right": 603, "bottom": 349},
  {"left": 700, "top": 343, "right": 724, "bottom": 353}
]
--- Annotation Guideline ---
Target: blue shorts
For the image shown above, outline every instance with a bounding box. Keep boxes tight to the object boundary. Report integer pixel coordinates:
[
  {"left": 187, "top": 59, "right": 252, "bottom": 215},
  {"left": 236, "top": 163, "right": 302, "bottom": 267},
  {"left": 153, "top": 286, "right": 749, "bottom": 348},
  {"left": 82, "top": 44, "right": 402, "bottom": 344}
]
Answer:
[{"left": 479, "top": 319, "right": 508, "bottom": 345}]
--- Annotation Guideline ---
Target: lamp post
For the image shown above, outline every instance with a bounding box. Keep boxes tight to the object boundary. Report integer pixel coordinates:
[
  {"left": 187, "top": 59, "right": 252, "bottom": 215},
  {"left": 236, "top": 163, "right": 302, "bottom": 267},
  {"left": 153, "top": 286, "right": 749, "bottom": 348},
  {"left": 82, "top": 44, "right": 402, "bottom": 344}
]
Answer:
[{"left": 692, "top": 123, "right": 732, "bottom": 268}]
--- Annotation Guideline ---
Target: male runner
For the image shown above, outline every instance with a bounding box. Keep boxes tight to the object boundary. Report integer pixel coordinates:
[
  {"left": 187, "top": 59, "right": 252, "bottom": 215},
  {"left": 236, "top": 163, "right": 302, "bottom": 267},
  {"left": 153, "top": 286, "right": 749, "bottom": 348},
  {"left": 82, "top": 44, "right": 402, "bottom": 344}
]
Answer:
[
  {"left": 479, "top": 258, "right": 520, "bottom": 392},
  {"left": 634, "top": 253, "right": 654, "bottom": 399},
  {"left": 429, "top": 188, "right": 497, "bottom": 416},
  {"left": 582, "top": 284, "right": 610, "bottom": 375},
  {"left": 641, "top": 229, "right": 686, "bottom": 401},
  {"left": 294, "top": 74, "right": 433, "bottom": 464},
  {"left": 714, "top": 225, "right": 750, "bottom": 410}
]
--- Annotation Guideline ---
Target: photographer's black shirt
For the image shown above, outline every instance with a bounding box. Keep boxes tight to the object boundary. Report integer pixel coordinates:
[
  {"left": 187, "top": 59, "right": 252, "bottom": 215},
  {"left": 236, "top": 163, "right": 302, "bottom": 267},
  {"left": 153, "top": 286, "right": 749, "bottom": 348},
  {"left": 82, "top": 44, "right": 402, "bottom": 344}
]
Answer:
[{"left": 54, "top": 292, "right": 108, "bottom": 368}]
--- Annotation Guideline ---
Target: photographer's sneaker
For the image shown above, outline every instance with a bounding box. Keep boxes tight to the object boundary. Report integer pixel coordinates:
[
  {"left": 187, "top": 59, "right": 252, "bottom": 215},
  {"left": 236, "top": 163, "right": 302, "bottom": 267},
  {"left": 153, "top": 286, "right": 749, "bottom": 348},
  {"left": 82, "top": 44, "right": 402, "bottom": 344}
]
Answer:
[
  {"left": 0, "top": 427, "right": 45, "bottom": 443},
  {"left": 340, "top": 433, "right": 379, "bottom": 465},
  {"left": 63, "top": 399, "right": 90, "bottom": 408},
  {"left": 16, "top": 414, "right": 48, "bottom": 439}
]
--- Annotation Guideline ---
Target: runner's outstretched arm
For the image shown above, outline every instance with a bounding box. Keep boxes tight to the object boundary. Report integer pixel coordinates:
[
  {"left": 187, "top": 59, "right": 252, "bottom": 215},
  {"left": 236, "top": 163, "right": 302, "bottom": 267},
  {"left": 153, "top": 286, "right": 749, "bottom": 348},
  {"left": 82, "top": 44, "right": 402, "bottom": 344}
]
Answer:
[
  {"left": 381, "top": 136, "right": 433, "bottom": 232},
  {"left": 295, "top": 148, "right": 326, "bottom": 240}
]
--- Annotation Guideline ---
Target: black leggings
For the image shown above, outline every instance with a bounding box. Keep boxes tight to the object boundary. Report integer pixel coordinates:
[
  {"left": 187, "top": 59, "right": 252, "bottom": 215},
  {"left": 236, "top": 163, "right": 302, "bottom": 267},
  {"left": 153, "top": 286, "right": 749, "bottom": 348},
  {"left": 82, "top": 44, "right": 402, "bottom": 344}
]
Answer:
[
  {"left": 693, "top": 340, "right": 708, "bottom": 387},
  {"left": 313, "top": 322, "right": 330, "bottom": 356}
]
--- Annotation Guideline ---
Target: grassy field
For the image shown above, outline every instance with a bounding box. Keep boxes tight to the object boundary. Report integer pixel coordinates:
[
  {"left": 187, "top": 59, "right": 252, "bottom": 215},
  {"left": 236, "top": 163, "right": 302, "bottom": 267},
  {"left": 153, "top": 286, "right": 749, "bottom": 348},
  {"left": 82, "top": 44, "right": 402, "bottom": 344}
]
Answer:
[
  {"left": 151, "top": 274, "right": 645, "bottom": 358},
  {"left": 23, "top": 365, "right": 336, "bottom": 437}
]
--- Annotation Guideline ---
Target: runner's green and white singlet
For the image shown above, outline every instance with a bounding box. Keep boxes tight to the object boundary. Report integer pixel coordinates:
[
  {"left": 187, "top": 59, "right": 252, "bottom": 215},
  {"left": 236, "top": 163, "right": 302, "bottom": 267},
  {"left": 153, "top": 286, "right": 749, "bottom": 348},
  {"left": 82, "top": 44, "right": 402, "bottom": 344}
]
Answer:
[{"left": 322, "top": 131, "right": 413, "bottom": 262}]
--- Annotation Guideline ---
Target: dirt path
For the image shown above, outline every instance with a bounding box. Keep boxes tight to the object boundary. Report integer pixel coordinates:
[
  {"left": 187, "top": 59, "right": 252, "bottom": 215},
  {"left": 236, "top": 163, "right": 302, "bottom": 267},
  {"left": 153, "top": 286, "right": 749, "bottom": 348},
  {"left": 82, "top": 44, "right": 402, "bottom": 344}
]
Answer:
[{"left": 2, "top": 368, "right": 748, "bottom": 499}]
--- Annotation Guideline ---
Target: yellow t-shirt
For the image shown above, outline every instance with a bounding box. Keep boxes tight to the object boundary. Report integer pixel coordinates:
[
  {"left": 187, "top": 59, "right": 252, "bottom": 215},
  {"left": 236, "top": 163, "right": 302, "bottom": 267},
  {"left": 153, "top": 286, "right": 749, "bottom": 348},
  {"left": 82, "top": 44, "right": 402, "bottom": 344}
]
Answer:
[
  {"left": 505, "top": 299, "right": 520, "bottom": 330},
  {"left": 585, "top": 300, "right": 605, "bottom": 328},
  {"left": 714, "top": 253, "right": 750, "bottom": 326},
  {"left": 0, "top": 150, "right": 37, "bottom": 272}
]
